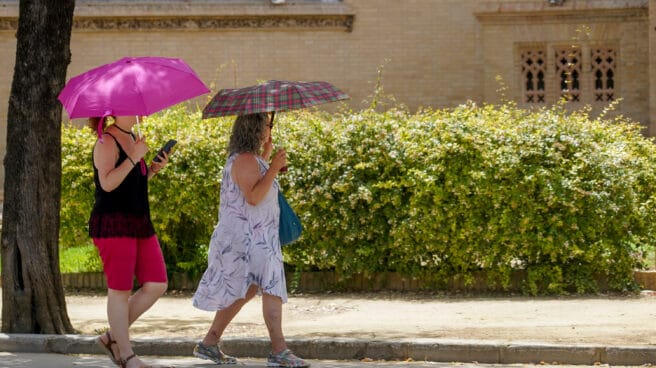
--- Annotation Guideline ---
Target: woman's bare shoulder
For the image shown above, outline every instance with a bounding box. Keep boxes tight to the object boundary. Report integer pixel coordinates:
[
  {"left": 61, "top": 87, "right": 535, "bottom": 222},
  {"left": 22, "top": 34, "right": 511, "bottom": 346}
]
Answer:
[
  {"left": 233, "top": 152, "right": 257, "bottom": 163},
  {"left": 232, "top": 152, "right": 259, "bottom": 171},
  {"left": 94, "top": 134, "right": 119, "bottom": 154}
]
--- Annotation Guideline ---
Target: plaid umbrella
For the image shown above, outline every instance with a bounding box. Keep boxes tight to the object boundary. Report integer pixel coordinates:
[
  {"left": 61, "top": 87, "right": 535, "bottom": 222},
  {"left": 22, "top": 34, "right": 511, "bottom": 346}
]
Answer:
[{"left": 202, "top": 80, "right": 349, "bottom": 118}]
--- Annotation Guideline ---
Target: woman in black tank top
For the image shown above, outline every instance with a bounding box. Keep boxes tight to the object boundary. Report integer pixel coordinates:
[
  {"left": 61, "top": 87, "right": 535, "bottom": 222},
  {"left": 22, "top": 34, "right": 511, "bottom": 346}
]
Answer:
[{"left": 88, "top": 115, "right": 172, "bottom": 368}]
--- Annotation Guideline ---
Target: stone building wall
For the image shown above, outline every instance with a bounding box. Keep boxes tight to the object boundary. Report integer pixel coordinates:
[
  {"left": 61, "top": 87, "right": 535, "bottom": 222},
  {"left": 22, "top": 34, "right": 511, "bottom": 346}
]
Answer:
[
  {"left": 476, "top": 0, "right": 649, "bottom": 127},
  {"left": 0, "top": 0, "right": 652, "bottom": 196}
]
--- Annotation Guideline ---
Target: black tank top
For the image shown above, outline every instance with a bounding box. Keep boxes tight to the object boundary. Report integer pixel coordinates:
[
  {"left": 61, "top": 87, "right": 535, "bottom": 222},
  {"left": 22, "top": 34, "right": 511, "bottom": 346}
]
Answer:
[{"left": 88, "top": 133, "right": 155, "bottom": 238}]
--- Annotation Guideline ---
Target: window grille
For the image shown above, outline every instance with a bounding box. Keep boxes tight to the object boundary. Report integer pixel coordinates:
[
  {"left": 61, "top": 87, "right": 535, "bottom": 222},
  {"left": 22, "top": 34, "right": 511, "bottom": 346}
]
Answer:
[
  {"left": 591, "top": 48, "right": 616, "bottom": 102},
  {"left": 521, "top": 50, "right": 546, "bottom": 103},
  {"left": 555, "top": 47, "right": 581, "bottom": 102}
]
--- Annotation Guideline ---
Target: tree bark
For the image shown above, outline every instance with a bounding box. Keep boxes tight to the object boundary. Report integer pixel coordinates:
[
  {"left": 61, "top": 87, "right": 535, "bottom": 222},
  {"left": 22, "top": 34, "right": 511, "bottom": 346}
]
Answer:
[{"left": 1, "top": 0, "right": 75, "bottom": 334}]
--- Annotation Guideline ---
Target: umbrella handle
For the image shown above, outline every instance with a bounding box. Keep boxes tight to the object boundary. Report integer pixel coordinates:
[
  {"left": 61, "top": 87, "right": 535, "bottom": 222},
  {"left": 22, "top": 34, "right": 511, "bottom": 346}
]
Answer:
[
  {"left": 135, "top": 115, "right": 142, "bottom": 138},
  {"left": 134, "top": 115, "right": 146, "bottom": 175},
  {"left": 271, "top": 111, "right": 288, "bottom": 173}
]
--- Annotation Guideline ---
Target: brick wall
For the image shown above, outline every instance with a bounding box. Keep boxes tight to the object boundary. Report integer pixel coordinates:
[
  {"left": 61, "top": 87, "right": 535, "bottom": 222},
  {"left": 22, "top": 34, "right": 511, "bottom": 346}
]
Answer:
[{"left": 0, "top": 0, "right": 651, "bottom": 196}]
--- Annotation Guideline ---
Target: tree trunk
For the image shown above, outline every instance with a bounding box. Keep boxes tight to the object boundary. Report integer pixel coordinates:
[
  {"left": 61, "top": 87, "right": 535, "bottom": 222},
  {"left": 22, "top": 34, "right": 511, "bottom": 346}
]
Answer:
[{"left": 1, "top": 0, "right": 75, "bottom": 334}]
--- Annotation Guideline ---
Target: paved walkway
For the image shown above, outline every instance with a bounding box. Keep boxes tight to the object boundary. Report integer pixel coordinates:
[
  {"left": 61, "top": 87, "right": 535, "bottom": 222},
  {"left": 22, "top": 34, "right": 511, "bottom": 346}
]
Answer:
[
  {"left": 0, "top": 291, "right": 655, "bottom": 365},
  {"left": 0, "top": 352, "right": 624, "bottom": 368},
  {"left": 59, "top": 292, "right": 656, "bottom": 345}
]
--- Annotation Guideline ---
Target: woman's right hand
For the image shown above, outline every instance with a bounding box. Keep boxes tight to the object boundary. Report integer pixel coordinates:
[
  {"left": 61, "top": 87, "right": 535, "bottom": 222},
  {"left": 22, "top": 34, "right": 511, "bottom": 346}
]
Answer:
[
  {"left": 270, "top": 148, "right": 287, "bottom": 173},
  {"left": 131, "top": 136, "right": 149, "bottom": 162}
]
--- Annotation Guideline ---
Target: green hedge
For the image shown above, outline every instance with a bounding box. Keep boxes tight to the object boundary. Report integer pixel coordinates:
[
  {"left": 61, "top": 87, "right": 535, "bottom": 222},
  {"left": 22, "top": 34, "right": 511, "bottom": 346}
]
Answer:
[{"left": 61, "top": 103, "right": 656, "bottom": 294}]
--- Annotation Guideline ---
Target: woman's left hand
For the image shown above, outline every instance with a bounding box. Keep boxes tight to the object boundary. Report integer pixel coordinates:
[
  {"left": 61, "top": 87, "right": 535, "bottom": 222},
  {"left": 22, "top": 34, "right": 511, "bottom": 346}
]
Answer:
[{"left": 151, "top": 151, "right": 169, "bottom": 174}]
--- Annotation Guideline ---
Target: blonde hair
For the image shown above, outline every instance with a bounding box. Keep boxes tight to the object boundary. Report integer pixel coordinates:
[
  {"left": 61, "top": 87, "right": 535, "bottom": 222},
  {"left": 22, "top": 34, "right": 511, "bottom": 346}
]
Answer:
[{"left": 86, "top": 116, "right": 115, "bottom": 134}]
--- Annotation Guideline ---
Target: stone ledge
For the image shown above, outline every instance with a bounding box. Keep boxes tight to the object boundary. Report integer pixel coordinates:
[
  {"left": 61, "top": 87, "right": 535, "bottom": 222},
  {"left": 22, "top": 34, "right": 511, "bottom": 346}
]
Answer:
[
  {"left": 73, "top": 1, "right": 354, "bottom": 17},
  {"left": 634, "top": 270, "right": 656, "bottom": 290},
  {"left": 57, "top": 269, "right": 656, "bottom": 293},
  {"left": 475, "top": 0, "right": 648, "bottom": 24}
]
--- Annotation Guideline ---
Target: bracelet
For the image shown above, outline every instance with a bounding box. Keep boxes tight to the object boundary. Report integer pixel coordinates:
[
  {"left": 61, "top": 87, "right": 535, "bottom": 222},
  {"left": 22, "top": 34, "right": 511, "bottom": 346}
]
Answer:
[
  {"left": 150, "top": 165, "right": 160, "bottom": 174},
  {"left": 127, "top": 156, "right": 136, "bottom": 166}
]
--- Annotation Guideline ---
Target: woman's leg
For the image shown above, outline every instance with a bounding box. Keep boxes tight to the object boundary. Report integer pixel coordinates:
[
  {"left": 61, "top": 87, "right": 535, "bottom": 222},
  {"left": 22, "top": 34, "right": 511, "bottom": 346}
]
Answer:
[
  {"left": 131, "top": 235, "right": 168, "bottom": 323},
  {"left": 126, "top": 235, "right": 168, "bottom": 325},
  {"left": 107, "top": 288, "right": 142, "bottom": 367},
  {"left": 97, "top": 236, "right": 168, "bottom": 367},
  {"left": 263, "top": 294, "right": 309, "bottom": 367},
  {"left": 127, "top": 282, "right": 168, "bottom": 324},
  {"left": 202, "top": 284, "right": 258, "bottom": 345},
  {"left": 103, "top": 283, "right": 166, "bottom": 368},
  {"left": 95, "top": 237, "right": 138, "bottom": 362},
  {"left": 262, "top": 292, "right": 287, "bottom": 353}
]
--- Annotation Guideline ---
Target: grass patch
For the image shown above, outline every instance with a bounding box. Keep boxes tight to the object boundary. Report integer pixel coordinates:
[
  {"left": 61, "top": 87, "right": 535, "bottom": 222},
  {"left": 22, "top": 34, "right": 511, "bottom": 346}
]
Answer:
[{"left": 59, "top": 243, "right": 102, "bottom": 273}]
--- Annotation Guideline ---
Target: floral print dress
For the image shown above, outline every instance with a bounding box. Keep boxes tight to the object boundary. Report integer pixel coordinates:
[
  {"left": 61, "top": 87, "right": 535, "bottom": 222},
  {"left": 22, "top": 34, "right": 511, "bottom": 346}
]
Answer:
[{"left": 193, "top": 154, "right": 286, "bottom": 311}]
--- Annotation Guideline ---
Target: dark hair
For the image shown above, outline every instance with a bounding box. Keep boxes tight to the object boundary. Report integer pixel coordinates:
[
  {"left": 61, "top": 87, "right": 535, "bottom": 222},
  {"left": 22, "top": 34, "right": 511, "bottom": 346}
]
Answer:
[
  {"left": 86, "top": 116, "right": 115, "bottom": 134},
  {"left": 228, "top": 113, "right": 268, "bottom": 155}
]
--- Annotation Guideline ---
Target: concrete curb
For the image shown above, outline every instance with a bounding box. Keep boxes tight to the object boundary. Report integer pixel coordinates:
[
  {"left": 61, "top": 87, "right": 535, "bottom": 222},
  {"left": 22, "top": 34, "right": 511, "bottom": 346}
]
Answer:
[{"left": 0, "top": 334, "right": 654, "bottom": 366}]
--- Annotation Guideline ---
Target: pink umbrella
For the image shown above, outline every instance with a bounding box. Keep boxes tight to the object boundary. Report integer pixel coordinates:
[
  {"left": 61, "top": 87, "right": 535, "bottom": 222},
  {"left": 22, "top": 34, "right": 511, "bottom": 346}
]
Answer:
[
  {"left": 59, "top": 56, "right": 209, "bottom": 174},
  {"left": 59, "top": 56, "right": 210, "bottom": 133}
]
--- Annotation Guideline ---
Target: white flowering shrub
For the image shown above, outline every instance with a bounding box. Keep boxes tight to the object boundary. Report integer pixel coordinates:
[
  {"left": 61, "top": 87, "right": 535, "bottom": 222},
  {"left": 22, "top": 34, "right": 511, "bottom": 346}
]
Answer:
[{"left": 62, "top": 103, "right": 656, "bottom": 294}]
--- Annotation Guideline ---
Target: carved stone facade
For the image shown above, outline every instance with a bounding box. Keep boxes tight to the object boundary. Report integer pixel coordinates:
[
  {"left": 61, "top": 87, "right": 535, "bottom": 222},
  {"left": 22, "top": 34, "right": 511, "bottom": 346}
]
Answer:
[
  {"left": 0, "top": 1, "right": 355, "bottom": 31},
  {"left": 0, "top": 19, "right": 16, "bottom": 29},
  {"left": 69, "top": 16, "right": 353, "bottom": 31}
]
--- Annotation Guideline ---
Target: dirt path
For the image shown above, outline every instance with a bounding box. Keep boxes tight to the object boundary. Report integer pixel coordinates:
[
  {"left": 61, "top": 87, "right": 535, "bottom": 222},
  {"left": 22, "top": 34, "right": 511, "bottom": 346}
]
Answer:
[{"left": 59, "top": 291, "right": 656, "bottom": 346}]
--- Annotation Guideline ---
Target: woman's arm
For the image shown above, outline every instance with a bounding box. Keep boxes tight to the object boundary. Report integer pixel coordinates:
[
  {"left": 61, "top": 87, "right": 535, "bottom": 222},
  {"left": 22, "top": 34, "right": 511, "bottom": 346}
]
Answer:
[
  {"left": 93, "top": 138, "right": 137, "bottom": 192},
  {"left": 232, "top": 150, "right": 286, "bottom": 205}
]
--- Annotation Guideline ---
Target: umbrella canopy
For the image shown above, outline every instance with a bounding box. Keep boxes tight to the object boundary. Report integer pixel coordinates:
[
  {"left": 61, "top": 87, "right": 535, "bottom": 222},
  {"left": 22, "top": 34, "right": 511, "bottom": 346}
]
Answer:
[
  {"left": 202, "top": 80, "right": 349, "bottom": 119},
  {"left": 58, "top": 56, "right": 210, "bottom": 119}
]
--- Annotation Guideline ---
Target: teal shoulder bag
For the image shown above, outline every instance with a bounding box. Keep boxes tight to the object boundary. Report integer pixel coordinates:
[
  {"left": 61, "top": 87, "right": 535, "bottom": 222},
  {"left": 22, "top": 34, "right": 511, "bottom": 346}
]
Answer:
[{"left": 278, "top": 191, "right": 303, "bottom": 246}]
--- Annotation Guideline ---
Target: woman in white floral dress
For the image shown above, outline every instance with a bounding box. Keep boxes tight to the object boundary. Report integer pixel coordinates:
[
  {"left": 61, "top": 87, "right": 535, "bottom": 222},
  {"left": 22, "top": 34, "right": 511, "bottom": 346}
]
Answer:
[{"left": 192, "top": 112, "right": 309, "bottom": 368}]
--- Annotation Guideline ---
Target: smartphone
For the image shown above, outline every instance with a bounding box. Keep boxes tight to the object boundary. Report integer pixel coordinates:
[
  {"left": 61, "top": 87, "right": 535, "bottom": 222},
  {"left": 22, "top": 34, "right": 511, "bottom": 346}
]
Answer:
[{"left": 153, "top": 139, "right": 177, "bottom": 163}]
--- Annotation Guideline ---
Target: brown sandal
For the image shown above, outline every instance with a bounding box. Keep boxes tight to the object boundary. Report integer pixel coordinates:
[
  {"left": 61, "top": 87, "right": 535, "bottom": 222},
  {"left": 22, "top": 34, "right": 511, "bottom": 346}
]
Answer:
[
  {"left": 120, "top": 354, "right": 140, "bottom": 368},
  {"left": 120, "top": 354, "right": 166, "bottom": 368},
  {"left": 96, "top": 331, "right": 119, "bottom": 365}
]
